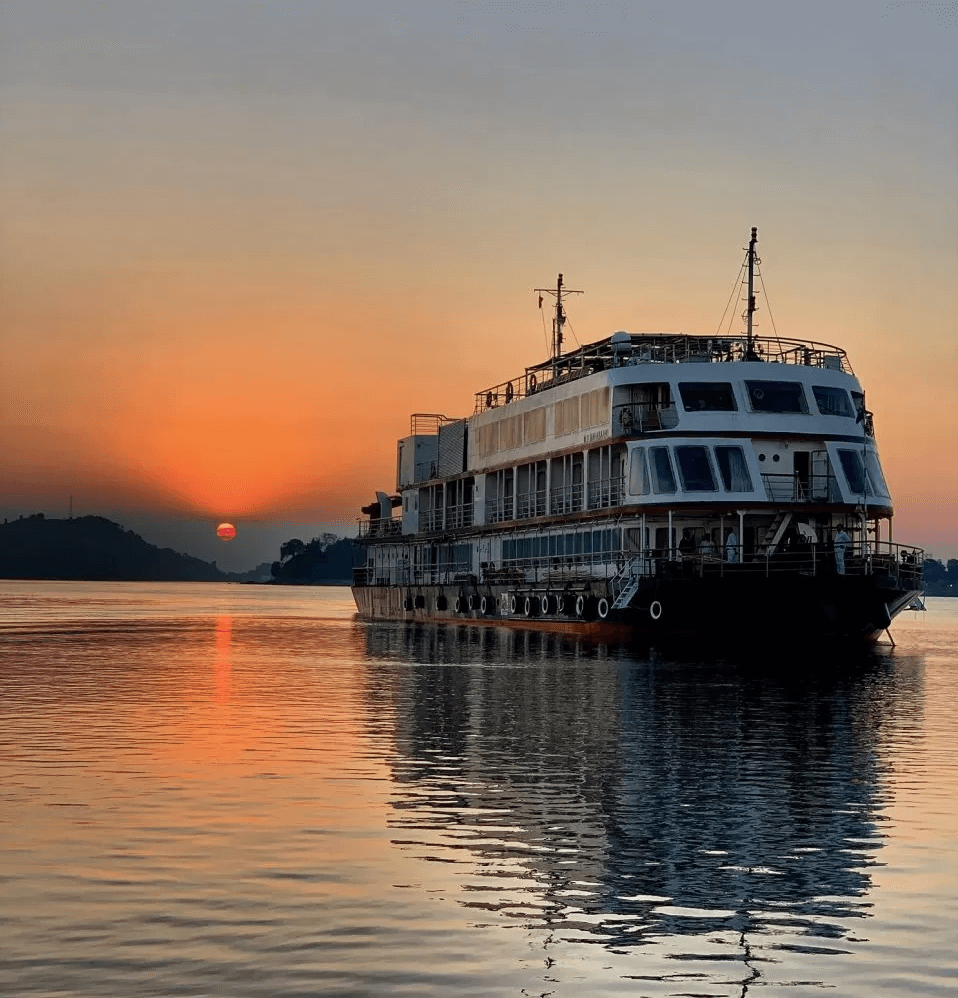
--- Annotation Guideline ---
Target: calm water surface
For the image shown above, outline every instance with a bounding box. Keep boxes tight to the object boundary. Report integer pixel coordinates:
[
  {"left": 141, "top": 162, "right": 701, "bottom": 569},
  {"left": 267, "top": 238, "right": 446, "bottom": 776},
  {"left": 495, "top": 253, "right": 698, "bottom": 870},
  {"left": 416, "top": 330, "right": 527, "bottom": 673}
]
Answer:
[{"left": 1, "top": 582, "right": 956, "bottom": 997}]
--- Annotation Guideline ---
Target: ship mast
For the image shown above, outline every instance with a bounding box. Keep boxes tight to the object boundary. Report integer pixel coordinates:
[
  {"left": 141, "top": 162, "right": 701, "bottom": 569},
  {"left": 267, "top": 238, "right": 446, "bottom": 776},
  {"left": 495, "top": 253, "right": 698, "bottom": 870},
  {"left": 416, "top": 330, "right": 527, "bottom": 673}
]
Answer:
[
  {"left": 746, "top": 226, "right": 758, "bottom": 359},
  {"left": 535, "top": 273, "right": 582, "bottom": 377}
]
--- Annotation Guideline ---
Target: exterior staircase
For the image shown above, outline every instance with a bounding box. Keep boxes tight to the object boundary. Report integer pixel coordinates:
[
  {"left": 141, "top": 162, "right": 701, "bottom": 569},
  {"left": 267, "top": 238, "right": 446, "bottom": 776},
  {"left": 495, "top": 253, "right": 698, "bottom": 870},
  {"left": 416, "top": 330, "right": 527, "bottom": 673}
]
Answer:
[
  {"left": 762, "top": 511, "right": 792, "bottom": 557},
  {"left": 609, "top": 557, "right": 645, "bottom": 610}
]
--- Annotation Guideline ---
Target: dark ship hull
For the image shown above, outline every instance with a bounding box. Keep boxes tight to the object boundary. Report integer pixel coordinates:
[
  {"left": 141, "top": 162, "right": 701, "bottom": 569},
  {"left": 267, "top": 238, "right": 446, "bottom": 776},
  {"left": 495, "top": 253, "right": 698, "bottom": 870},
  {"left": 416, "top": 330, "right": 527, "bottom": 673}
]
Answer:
[{"left": 352, "top": 559, "right": 922, "bottom": 645}]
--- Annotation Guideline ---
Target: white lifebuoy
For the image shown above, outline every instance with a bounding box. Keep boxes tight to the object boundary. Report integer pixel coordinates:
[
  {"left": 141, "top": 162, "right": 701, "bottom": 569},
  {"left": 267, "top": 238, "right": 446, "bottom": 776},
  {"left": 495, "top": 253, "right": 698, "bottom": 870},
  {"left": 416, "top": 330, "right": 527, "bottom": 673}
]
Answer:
[
  {"left": 597, "top": 597, "right": 610, "bottom": 619},
  {"left": 540, "top": 594, "right": 551, "bottom": 615},
  {"left": 467, "top": 594, "right": 476, "bottom": 611},
  {"left": 509, "top": 594, "right": 518, "bottom": 615},
  {"left": 524, "top": 596, "right": 534, "bottom": 617},
  {"left": 454, "top": 596, "right": 464, "bottom": 613},
  {"left": 480, "top": 595, "right": 489, "bottom": 615},
  {"left": 575, "top": 594, "right": 586, "bottom": 618},
  {"left": 649, "top": 600, "right": 663, "bottom": 620}
]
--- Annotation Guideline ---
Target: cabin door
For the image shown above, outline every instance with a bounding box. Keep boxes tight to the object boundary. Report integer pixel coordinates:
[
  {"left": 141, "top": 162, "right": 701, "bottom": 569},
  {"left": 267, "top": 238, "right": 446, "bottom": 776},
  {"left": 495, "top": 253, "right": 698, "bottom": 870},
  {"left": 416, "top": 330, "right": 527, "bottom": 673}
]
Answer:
[{"left": 794, "top": 452, "right": 810, "bottom": 500}]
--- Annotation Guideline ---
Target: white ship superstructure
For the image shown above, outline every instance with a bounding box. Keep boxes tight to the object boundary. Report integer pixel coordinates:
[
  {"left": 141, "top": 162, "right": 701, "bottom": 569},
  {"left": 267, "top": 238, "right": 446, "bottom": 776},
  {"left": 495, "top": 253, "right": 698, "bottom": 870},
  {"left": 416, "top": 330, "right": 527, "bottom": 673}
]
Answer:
[{"left": 353, "top": 231, "right": 923, "bottom": 642}]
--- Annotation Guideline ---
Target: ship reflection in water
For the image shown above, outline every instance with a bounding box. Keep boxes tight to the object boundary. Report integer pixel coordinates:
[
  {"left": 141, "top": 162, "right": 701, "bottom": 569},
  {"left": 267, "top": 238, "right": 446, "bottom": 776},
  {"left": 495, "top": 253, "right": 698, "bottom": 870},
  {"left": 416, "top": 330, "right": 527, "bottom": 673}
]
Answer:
[{"left": 365, "top": 622, "right": 918, "bottom": 986}]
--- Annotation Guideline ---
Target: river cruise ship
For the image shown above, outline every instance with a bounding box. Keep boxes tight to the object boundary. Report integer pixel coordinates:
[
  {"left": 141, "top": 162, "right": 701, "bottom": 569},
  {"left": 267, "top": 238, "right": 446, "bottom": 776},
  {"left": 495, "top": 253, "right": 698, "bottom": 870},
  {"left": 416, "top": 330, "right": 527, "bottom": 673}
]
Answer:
[{"left": 352, "top": 230, "right": 924, "bottom": 642}]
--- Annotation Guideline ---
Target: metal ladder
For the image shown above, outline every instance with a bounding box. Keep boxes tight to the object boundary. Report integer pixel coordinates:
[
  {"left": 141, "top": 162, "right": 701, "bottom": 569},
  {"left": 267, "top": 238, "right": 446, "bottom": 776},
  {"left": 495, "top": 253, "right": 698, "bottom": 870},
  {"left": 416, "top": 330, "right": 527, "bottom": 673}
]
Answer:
[{"left": 609, "top": 557, "right": 643, "bottom": 610}]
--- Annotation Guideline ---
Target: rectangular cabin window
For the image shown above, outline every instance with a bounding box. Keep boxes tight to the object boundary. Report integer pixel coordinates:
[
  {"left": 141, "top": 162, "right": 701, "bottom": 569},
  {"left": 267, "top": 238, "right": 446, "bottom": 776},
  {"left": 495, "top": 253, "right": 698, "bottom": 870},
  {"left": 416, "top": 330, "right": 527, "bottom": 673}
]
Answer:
[
  {"left": 675, "top": 445, "right": 718, "bottom": 492},
  {"left": 745, "top": 380, "right": 808, "bottom": 414},
  {"left": 649, "top": 446, "right": 677, "bottom": 494},
  {"left": 837, "top": 449, "right": 867, "bottom": 497},
  {"left": 629, "top": 447, "right": 650, "bottom": 496},
  {"left": 678, "top": 382, "right": 737, "bottom": 412},
  {"left": 714, "top": 445, "right": 753, "bottom": 492},
  {"left": 812, "top": 385, "right": 854, "bottom": 417}
]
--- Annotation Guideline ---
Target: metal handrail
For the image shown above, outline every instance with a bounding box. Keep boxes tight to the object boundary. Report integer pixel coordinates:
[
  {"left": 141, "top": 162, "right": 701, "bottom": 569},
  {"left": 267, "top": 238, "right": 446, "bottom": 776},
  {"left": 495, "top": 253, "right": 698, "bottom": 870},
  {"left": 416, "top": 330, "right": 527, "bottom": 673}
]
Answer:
[{"left": 474, "top": 333, "right": 854, "bottom": 413}]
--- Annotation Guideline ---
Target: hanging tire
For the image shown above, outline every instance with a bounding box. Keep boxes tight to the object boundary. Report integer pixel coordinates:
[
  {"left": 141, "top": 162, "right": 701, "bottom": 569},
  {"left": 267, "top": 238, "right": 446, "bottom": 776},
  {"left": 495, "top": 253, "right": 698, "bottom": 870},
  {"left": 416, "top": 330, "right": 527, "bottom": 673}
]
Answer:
[
  {"left": 414, "top": 594, "right": 425, "bottom": 608},
  {"left": 403, "top": 595, "right": 413, "bottom": 611},
  {"left": 436, "top": 594, "right": 448, "bottom": 611},
  {"left": 597, "top": 597, "right": 610, "bottom": 619},
  {"left": 649, "top": 600, "right": 663, "bottom": 621}
]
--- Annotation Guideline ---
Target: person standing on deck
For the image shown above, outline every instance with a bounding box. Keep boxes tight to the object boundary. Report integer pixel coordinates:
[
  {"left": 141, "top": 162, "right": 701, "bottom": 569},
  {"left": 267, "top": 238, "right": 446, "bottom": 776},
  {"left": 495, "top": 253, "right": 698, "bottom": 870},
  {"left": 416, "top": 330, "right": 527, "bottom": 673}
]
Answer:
[
  {"left": 834, "top": 527, "right": 851, "bottom": 575},
  {"left": 725, "top": 530, "right": 739, "bottom": 564}
]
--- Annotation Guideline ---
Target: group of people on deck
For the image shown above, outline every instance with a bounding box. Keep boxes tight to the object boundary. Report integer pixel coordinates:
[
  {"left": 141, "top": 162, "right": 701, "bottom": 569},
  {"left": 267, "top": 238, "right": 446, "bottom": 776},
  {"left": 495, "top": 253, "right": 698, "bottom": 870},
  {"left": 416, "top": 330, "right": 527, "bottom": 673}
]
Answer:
[
  {"left": 678, "top": 528, "right": 739, "bottom": 563},
  {"left": 678, "top": 524, "right": 854, "bottom": 573}
]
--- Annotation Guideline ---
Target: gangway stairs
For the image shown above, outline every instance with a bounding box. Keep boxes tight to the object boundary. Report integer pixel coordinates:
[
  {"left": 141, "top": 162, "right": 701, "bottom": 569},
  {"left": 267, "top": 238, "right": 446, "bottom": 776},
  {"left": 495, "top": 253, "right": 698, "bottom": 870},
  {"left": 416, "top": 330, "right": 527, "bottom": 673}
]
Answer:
[{"left": 612, "top": 575, "right": 643, "bottom": 610}]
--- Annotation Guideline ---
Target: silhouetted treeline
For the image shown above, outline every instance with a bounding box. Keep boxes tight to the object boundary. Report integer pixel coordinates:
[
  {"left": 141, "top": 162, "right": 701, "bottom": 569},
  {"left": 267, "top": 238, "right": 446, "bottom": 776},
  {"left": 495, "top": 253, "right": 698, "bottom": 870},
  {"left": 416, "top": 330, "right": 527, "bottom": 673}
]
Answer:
[
  {"left": 271, "top": 532, "right": 360, "bottom": 584},
  {"left": 0, "top": 514, "right": 228, "bottom": 582},
  {"left": 924, "top": 558, "right": 958, "bottom": 596}
]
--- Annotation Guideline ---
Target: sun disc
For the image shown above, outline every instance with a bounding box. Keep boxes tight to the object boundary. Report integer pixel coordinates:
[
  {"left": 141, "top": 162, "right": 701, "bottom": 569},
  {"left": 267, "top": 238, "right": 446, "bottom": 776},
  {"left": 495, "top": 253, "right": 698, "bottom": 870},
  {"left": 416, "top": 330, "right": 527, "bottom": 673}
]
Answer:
[{"left": 216, "top": 522, "right": 237, "bottom": 541}]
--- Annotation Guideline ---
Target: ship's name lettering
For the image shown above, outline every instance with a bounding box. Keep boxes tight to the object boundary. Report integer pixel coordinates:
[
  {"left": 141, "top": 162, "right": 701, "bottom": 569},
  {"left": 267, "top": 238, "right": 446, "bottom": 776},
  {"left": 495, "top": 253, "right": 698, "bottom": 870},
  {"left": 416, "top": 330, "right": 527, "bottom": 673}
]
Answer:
[{"left": 584, "top": 430, "right": 611, "bottom": 443}]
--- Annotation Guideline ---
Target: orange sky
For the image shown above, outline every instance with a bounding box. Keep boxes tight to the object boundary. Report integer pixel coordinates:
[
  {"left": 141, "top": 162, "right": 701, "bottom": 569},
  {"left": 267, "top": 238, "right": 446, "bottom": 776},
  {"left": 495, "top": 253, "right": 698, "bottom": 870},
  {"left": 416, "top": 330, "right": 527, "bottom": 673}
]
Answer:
[{"left": 1, "top": 2, "right": 956, "bottom": 568}]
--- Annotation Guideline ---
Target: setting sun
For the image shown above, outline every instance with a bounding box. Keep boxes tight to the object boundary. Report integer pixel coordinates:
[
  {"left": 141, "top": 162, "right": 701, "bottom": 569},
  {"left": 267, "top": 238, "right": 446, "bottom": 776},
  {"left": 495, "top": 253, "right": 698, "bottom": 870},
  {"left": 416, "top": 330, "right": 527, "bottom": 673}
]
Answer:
[{"left": 216, "top": 522, "right": 237, "bottom": 541}]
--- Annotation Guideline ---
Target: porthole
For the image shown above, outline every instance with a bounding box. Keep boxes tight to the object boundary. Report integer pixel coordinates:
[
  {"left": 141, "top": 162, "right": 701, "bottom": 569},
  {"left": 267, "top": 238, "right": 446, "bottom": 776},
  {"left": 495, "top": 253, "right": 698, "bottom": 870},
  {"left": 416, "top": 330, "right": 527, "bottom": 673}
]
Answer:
[
  {"left": 772, "top": 454, "right": 780, "bottom": 463},
  {"left": 758, "top": 453, "right": 766, "bottom": 462}
]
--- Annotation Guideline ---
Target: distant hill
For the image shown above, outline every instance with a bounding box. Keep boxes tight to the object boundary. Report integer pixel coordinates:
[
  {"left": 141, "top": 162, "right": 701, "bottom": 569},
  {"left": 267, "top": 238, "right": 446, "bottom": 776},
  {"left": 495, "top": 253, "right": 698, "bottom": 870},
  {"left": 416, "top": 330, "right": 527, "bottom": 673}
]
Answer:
[{"left": 0, "top": 514, "right": 228, "bottom": 582}]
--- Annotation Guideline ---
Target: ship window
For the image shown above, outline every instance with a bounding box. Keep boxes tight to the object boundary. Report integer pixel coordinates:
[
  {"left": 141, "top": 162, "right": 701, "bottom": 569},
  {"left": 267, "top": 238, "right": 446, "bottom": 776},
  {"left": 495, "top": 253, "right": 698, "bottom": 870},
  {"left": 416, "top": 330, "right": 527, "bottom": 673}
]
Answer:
[
  {"left": 678, "top": 381, "right": 737, "bottom": 412},
  {"left": 629, "top": 447, "right": 650, "bottom": 496},
  {"left": 649, "top": 447, "right": 677, "bottom": 494},
  {"left": 745, "top": 380, "right": 808, "bottom": 413},
  {"left": 837, "top": 449, "right": 867, "bottom": 496},
  {"left": 864, "top": 450, "right": 890, "bottom": 497},
  {"left": 675, "top": 446, "right": 718, "bottom": 492},
  {"left": 714, "top": 446, "right": 753, "bottom": 492},
  {"left": 812, "top": 385, "right": 854, "bottom": 417}
]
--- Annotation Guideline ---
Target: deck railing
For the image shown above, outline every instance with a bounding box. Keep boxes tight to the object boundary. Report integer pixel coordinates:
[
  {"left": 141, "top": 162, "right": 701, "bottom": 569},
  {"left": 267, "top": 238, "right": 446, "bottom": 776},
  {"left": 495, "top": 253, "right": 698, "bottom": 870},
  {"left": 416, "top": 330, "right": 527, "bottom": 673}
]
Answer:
[
  {"left": 474, "top": 334, "right": 853, "bottom": 413},
  {"left": 549, "top": 483, "right": 584, "bottom": 515},
  {"left": 587, "top": 475, "right": 626, "bottom": 510},
  {"left": 516, "top": 489, "right": 548, "bottom": 520},
  {"left": 356, "top": 517, "right": 402, "bottom": 538},
  {"left": 761, "top": 473, "right": 841, "bottom": 503}
]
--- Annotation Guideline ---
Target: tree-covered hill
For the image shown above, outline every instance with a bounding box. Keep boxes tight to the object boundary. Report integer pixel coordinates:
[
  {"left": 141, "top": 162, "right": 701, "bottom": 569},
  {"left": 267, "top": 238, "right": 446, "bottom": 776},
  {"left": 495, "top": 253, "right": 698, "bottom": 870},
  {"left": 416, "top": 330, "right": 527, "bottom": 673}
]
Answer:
[
  {"left": 0, "top": 514, "right": 228, "bottom": 582},
  {"left": 271, "top": 533, "right": 360, "bottom": 584}
]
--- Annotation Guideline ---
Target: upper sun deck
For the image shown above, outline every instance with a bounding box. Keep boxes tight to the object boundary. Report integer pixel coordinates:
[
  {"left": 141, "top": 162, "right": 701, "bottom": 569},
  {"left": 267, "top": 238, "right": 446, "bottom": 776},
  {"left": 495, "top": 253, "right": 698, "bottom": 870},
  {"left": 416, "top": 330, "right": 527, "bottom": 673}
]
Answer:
[{"left": 474, "top": 332, "right": 853, "bottom": 414}]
